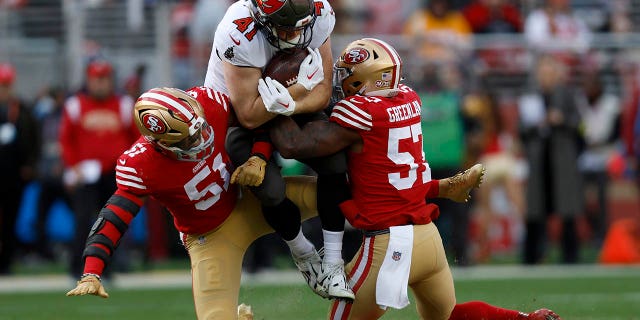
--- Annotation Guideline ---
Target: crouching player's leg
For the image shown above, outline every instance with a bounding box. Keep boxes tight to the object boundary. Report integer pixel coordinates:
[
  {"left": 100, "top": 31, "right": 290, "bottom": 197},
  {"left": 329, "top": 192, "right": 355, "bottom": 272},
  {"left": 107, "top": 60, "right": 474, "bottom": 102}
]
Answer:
[{"left": 188, "top": 176, "right": 318, "bottom": 319}]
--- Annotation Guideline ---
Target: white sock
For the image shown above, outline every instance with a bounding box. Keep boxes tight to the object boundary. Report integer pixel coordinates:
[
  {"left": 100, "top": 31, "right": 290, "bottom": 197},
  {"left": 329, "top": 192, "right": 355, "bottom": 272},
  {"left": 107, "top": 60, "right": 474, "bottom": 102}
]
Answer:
[
  {"left": 285, "top": 229, "right": 315, "bottom": 258},
  {"left": 322, "top": 230, "right": 344, "bottom": 264}
]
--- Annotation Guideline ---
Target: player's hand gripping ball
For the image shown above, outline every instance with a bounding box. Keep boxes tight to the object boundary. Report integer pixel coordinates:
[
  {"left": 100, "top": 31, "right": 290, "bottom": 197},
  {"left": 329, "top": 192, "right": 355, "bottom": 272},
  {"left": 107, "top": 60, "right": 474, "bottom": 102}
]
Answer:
[{"left": 263, "top": 48, "right": 310, "bottom": 88}]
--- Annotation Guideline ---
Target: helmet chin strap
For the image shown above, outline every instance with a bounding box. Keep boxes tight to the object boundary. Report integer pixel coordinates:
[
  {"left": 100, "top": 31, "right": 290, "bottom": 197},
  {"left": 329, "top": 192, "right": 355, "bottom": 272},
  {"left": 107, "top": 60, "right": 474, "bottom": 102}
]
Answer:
[{"left": 273, "top": 31, "right": 302, "bottom": 49}]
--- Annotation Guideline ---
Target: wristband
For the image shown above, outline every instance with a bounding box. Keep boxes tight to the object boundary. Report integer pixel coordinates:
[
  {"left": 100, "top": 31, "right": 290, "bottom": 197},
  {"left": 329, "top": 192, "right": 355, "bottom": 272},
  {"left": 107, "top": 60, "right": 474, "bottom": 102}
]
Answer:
[
  {"left": 250, "top": 153, "right": 268, "bottom": 161},
  {"left": 81, "top": 273, "right": 102, "bottom": 282},
  {"left": 251, "top": 141, "right": 273, "bottom": 161}
]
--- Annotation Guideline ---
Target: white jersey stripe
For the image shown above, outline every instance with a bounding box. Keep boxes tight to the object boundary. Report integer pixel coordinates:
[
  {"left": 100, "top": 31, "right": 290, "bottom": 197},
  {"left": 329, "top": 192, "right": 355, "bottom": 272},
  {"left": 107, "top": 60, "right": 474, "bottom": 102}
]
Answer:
[
  {"left": 140, "top": 92, "right": 193, "bottom": 119},
  {"left": 116, "top": 171, "right": 143, "bottom": 182},
  {"left": 340, "top": 100, "right": 372, "bottom": 120},
  {"left": 221, "top": 94, "right": 228, "bottom": 111},
  {"left": 215, "top": 91, "right": 228, "bottom": 111},
  {"left": 332, "top": 113, "right": 371, "bottom": 131},
  {"left": 333, "top": 105, "right": 373, "bottom": 127},
  {"left": 116, "top": 165, "right": 137, "bottom": 173},
  {"left": 116, "top": 178, "right": 147, "bottom": 190},
  {"left": 205, "top": 87, "right": 214, "bottom": 100},
  {"left": 332, "top": 105, "right": 373, "bottom": 128}
]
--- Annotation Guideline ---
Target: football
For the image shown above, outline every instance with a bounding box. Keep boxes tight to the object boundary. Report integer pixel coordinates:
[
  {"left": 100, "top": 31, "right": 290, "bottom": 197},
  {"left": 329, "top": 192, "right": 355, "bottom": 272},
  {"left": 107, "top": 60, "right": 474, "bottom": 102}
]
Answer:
[{"left": 263, "top": 48, "right": 309, "bottom": 87}]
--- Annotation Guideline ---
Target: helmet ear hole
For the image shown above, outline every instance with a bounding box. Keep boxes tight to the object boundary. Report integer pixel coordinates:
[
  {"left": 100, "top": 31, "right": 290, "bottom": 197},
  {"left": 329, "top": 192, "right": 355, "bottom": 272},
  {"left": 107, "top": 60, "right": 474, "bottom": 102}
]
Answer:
[
  {"left": 372, "top": 50, "right": 379, "bottom": 59},
  {"left": 352, "top": 81, "right": 362, "bottom": 87}
]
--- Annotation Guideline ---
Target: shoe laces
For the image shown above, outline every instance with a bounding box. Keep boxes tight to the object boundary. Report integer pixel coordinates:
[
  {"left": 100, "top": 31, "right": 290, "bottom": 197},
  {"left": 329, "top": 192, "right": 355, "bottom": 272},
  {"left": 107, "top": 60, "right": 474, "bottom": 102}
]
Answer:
[
  {"left": 293, "top": 249, "right": 321, "bottom": 271},
  {"left": 322, "top": 261, "right": 347, "bottom": 280}
]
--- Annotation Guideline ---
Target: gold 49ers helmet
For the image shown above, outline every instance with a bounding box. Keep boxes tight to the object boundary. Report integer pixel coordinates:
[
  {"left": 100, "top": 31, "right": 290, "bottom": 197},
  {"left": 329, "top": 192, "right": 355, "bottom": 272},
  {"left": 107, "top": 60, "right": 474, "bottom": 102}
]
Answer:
[
  {"left": 134, "top": 87, "right": 214, "bottom": 161},
  {"left": 332, "top": 38, "right": 403, "bottom": 102}
]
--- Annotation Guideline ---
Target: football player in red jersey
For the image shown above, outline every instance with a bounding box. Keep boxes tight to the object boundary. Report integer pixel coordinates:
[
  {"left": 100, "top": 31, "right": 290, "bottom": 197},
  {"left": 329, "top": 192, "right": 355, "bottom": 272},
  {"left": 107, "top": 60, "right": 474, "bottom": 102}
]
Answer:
[
  {"left": 65, "top": 86, "right": 321, "bottom": 319},
  {"left": 266, "top": 38, "right": 561, "bottom": 320}
]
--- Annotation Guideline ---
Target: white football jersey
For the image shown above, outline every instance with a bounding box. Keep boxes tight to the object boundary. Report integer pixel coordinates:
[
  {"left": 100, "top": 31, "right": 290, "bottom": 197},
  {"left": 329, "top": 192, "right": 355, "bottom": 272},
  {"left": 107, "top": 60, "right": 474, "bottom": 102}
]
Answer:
[{"left": 203, "top": 0, "right": 335, "bottom": 95}]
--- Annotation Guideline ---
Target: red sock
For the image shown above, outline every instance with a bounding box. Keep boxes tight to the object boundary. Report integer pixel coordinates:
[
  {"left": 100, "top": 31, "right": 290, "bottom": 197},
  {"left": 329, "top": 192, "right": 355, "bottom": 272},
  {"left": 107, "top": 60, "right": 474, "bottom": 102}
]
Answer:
[{"left": 449, "top": 301, "right": 528, "bottom": 320}]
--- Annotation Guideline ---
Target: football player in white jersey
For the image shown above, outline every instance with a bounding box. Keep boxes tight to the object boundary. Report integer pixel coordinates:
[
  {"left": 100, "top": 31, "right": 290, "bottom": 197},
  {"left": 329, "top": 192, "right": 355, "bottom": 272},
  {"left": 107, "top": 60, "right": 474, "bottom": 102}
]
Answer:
[{"left": 204, "top": 0, "right": 354, "bottom": 301}]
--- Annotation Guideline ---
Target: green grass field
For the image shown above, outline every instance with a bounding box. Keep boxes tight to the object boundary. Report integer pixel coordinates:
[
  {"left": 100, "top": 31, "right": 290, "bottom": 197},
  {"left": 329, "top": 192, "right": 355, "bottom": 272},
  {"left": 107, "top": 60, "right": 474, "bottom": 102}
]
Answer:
[{"left": 1, "top": 266, "right": 639, "bottom": 320}]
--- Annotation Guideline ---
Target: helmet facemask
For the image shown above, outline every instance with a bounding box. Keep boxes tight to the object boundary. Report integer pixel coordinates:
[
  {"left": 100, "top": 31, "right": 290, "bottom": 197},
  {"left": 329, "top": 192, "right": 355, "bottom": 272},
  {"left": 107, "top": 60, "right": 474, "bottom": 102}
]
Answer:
[
  {"left": 154, "top": 117, "right": 215, "bottom": 161},
  {"left": 252, "top": 0, "right": 316, "bottom": 50},
  {"left": 331, "top": 64, "right": 351, "bottom": 104},
  {"left": 135, "top": 88, "right": 215, "bottom": 161}
]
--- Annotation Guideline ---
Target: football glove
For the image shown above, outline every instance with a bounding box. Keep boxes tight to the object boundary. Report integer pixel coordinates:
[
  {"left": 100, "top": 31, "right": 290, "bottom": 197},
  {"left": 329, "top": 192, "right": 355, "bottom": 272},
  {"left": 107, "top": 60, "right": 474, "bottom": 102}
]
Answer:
[
  {"left": 439, "top": 163, "right": 485, "bottom": 202},
  {"left": 297, "top": 47, "right": 324, "bottom": 91},
  {"left": 66, "top": 274, "right": 109, "bottom": 298},
  {"left": 231, "top": 155, "right": 267, "bottom": 187},
  {"left": 258, "top": 77, "right": 296, "bottom": 116}
]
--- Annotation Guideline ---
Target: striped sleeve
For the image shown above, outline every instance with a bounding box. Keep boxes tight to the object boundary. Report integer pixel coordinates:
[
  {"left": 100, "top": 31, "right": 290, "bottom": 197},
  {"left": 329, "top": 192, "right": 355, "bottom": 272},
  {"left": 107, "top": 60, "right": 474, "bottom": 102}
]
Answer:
[
  {"left": 115, "top": 162, "right": 148, "bottom": 193},
  {"left": 329, "top": 99, "right": 373, "bottom": 131}
]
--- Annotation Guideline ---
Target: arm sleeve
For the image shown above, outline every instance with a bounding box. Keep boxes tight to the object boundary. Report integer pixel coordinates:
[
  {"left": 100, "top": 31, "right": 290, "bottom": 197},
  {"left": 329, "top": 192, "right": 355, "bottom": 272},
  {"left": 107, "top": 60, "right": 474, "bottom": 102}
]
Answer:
[
  {"left": 251, "top": 126, "right": 274, "bottom": 161},
  {"left": 83, "top": 189, "right": 144, "bottom": 276}
]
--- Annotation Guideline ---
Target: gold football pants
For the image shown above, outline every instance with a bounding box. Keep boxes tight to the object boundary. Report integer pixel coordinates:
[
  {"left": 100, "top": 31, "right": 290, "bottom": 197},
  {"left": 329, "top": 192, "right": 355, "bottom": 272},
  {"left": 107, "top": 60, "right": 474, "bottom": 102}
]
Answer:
[
  {"left": 329, "top": 223, "right": 456, "bottom": 320},
  {"left": 183, "top": 176, "right": 318, "bottom": 319}
]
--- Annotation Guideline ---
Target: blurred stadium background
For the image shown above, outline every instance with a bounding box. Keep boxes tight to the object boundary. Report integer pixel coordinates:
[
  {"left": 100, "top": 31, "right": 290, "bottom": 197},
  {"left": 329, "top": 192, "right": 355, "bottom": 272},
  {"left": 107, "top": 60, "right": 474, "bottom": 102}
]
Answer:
[{"left": 1, "top": 0, "right": 640, "bottom": 318}]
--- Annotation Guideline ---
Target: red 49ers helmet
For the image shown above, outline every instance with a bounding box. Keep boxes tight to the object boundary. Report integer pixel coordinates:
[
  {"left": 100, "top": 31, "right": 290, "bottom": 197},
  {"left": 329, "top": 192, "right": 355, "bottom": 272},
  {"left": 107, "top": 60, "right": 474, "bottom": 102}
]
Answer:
[
  {"left": 134, "top": 87, "right": 214, "bottom": 161},
  {"left": 252, "top": 0, "right": 316, "bottom": 50},
  {"left": 332, "top": 38, "right": 403, "bottom": 102}
]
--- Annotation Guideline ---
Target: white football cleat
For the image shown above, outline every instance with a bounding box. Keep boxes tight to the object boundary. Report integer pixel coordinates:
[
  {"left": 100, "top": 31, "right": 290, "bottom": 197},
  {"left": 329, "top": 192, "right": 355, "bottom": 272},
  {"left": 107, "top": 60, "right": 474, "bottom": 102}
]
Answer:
[
  {"left": 317, "top": 260, "right": 354, "bottom": 302},
  {"left": 292, "top": 249, "right": 327, "bottom": 298}
]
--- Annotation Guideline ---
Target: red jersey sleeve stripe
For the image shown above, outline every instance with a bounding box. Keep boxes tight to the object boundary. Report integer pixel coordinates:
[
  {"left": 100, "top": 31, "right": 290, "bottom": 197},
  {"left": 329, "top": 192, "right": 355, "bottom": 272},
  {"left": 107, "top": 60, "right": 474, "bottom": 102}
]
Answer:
[
  {"left": 116, "top": 178, "right": 147, "bottom": 190},
  {"left": 115, "top": 165, "right": 147, "bottom": 190},
  {"left": 115, "top": 171, "right": 143, "bottom": 183},
  {"left": 116, "top": 165, "right": 137, "bottom": 174},
  {"left": 331, "top": 107, "right": 372, "bottom": 131},
  {"left": 340, "top": 99, "right": 372, "bottom": 120}
]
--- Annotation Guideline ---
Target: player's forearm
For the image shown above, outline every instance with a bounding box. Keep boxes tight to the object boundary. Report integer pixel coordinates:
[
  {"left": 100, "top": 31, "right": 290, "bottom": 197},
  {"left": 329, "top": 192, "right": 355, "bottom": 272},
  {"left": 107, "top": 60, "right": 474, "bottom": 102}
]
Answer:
[
  {"left": 289, "top": 82, "right": 332, "bottom": 114},
  {"left": 270, "top": 116, "right": 347, "bottom": 159},
  {"left": 82, "top": 190, "right": 143, "bottom": 276},
  {"left": 231, "top": 93, "right": 278, "bottom": 129}
]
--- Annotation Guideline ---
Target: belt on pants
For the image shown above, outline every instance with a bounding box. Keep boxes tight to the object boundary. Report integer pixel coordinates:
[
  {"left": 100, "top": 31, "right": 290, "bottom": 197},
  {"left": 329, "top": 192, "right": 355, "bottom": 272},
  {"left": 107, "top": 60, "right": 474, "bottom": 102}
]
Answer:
[{"left": 363, "top": 228, "right": 390, "bottom": 237}]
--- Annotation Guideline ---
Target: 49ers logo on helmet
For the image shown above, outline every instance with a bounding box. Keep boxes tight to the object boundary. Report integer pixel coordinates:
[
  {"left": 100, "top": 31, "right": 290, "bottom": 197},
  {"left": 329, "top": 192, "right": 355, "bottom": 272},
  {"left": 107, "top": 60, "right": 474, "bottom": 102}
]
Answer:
[
  {"left": 343, "top": 47, "right": 369, "bottom": 64},
  {"left": 256, "top": 0, "right": 287, "bottom": 15},
  {"left": 142, "top": 114, "right": 167, "bottom": 134}
]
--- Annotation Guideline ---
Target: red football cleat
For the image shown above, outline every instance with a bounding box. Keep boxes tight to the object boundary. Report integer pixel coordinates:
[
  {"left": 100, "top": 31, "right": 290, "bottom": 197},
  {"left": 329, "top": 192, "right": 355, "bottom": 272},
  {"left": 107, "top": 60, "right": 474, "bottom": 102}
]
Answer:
[{"left": 527, "top": 308, "right": 561, "bottom": 320}]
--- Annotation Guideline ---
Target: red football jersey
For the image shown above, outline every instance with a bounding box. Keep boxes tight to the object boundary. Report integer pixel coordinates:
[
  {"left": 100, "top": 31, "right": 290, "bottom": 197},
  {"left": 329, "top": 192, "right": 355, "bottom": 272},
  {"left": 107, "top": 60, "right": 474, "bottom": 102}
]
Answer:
[
  {"left": 114, "top": 87, "right": 237, "bottom": 235},
  {"left": 330, "top": 84, "right": 435, "bottom": 230}
]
